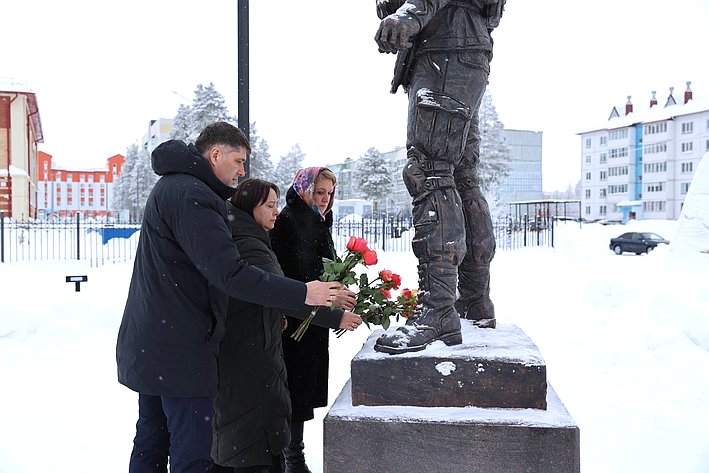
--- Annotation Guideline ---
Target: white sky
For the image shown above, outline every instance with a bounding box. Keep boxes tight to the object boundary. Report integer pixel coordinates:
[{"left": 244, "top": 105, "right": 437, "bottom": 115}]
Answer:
[{"left": 3, "top": 0, "right": 709, "bottom": 191}]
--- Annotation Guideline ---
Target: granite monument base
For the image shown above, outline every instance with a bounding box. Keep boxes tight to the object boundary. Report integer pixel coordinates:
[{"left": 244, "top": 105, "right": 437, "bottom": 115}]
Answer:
[{"left": 323, "top": 322, "right": 580, "bottom": 473}]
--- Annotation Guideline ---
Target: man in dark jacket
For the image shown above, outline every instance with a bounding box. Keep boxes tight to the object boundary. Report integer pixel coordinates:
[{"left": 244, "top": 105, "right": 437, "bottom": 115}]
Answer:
[{"left": 116, "top": 122, "right": 340, "bottom": 473}]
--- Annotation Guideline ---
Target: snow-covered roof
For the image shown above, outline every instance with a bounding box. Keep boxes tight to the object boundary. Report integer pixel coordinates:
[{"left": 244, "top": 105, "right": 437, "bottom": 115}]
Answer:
[
  {"left": 0, "top": 79, "right": 43, "bottom": 143},
  {"left": 578, "top": 95, "right": 709, "bottom": 134},
  {"left": 0, "top": 165, "right": 30, "bottom": 177}
]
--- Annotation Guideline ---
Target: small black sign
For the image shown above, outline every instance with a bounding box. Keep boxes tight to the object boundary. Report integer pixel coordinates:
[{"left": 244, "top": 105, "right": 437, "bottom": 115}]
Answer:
[{"left": 65, "top": 275, "right": 88, "bottom": 292}]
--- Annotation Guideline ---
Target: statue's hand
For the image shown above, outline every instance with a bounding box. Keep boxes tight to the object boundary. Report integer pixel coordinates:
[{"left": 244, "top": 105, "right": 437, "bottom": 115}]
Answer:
[
  {"left": 375, "top": 15, "right": 421, "bottom": 53},
  {"left": 376, "top": 0, "right": 406, "bottom": 20}
]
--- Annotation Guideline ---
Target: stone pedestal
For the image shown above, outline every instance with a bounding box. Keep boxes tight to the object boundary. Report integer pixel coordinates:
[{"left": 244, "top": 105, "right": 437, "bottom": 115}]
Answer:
[{"left": 323, "top": 322, "right": 580, "bottom": 473}]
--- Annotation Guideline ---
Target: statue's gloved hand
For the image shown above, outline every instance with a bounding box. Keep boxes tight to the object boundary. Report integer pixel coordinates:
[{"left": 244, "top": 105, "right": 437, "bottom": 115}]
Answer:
[
  {"left": 375, "top": 14, "right": 421, "bottom": 53},
  {"left": 376, "top": 0, "right": 406, "bottom": 19}
]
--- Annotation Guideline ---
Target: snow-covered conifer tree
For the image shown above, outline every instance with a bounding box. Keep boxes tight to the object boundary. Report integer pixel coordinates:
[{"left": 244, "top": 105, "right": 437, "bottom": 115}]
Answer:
[
  {"left": 169, "top": 83, "right": 235, "bottom": 143},
  {"left": 112, "top": 144, "right": 139, "bottom": 219},
  {"left": 353, "top": 147, "right": 392, "bottom": 214},
  {"left": 273, "top": 144, "right": 306, "bottom": 197},
  {"left": 478, "top": 91, "right": 511, "bottom": 218},
  {"left": 169, "top": 104, "right": 193, "bottom": 142},
  {"left": 248, "top": 123, "right": 274, "bottom": 180}
]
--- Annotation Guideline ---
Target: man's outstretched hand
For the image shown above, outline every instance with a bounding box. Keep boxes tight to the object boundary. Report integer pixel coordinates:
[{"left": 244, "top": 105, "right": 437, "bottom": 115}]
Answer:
[{"left": 305, "top": 281, "right": 344, "bottom": 306}]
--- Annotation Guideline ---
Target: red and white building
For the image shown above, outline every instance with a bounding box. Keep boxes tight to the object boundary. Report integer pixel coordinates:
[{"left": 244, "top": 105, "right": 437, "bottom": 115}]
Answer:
[
  {"left": 37, "top": 151, "right": 125, "bottom": 220},
  {"left": 0, "top": 82, "right": 44, "bottom": 221}
]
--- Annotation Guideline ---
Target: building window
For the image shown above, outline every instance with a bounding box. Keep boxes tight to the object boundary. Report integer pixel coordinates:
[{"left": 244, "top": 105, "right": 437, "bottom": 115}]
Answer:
[
  {"left": 585, "top": 189, "right": 591, "bottom": 198},
  {"left": 585, "top": 155, "right": 591, "bottom": 164},
  {"left": 681, "top": 122, "right": 694, "bottom": 134},
  {"left": 609, "top": 147, "right": 628, "bottom": 159},
  {"left": 681, "top": 142, "right": 694, "bottom": 153},
  {"left": 600, "top": 188, "right": 607, "bottom": 197},
  {"left": 100, "top": 175, "right": 105, "bottom": 183},
  {"left": 585, "top": 138, "right": 591, "bottom": 148},
  {"left": 608, "top": 184, "right": 628, "bottom": 194},
  {"left": 643, "top": 162, "right": 667, "bottom": 173},
  {"left": 608, "top": 166, "right": 628, "bottom": 177},
  {"left": 585, "top": 172, "right": 591, "bottom": 181},
  {"left": 600, "top": 153, "right": 607, "bottom": 164},
  {"left": 681, "top": 162, "right": 694, "bottom": 173},
  {"left": 599, "top": 171, "right": 607, "bottom": 181},
  {"left": 643, "top": 142, "right": 667, "bottom": 154},
  {"left": 680, "top": 182, "right": 691, "bottom": 195},
  {"left": 600, "top": 136, "right": 607, "bottom": 146},
  {"left": 609, "top": 129, "right": 628, "bottom": 140},
  {"left": 599, "top": 205, "right": 607, "bottom": 215},
  {"left": 585, "top": 206, "right": 591, "bottom": 215},
  {"left": 645, "top": 182, "right": 664, "bottom": 192},
  {"left": 643, "top": 201, "right": 666, "bottom": 212},
  {"left": 706, "top": 138, "right": 709, "bottom": 151},
  {"left": 644, "top": 122, "right": 668, "bottom": 135}
]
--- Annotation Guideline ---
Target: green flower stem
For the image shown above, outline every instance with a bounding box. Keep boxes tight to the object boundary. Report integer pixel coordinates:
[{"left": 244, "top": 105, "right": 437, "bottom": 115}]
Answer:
[{"left": 291, "top": 306, "right": 319, "bottom": 342}]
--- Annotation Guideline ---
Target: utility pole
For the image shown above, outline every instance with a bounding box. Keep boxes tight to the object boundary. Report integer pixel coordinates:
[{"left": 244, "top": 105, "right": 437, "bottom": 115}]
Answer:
[{"left": 237, "top": 0, "right": 250, "bottom": 178}]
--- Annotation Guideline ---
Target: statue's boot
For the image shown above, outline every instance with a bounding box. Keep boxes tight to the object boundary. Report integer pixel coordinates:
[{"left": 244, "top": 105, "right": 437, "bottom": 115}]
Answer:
[
  {"left": 374, "top": 262, "right": 462, "bottom": 354},
  {"left": 454, "top": 182, "right": 496, "bottom": 328},
  {"left": 455, "top": 263, "right": 495, "bottom": 328}
]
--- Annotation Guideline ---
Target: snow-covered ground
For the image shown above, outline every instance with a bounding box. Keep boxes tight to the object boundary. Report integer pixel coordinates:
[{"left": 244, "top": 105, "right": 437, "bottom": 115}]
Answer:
[{"left": 1, "top": 217, "right": 708, "bottom": 472}]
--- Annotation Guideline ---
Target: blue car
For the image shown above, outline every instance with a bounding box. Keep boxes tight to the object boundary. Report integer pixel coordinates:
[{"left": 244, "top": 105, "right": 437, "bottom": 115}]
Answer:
[{"left": 609, "top": 232, "right": 670, "bottom": 255}]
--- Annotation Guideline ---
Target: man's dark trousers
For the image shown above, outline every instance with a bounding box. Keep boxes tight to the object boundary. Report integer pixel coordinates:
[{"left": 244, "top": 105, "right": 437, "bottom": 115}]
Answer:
[{"left": 129, "top": 393, "right": 214, "bottom": 473}]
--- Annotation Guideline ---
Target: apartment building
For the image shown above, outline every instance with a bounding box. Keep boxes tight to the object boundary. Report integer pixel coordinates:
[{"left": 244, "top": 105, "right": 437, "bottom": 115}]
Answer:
[
  {"left": 37, "top": 151, "right": 125, "bottom": 220},
  {"left": 142, "top": 118, "right": 174, "bottom": 155},
  {"left": 0, "top": 81, "right": 43, "bottom": 221},
  {"left": 579, "top": 82, "right": 707, "bottom": 221}
]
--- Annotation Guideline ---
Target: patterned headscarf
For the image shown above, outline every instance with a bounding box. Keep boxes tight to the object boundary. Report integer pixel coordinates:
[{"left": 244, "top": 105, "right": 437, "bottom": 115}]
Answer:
[{"left": 291, "top": 167, "right": 335, "bottom": 221}]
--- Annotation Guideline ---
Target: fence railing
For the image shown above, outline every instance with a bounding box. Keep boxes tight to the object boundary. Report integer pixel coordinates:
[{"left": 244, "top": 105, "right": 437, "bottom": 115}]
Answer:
[
  {"left": 331, "top": 216, "right": 555, "bottom": 253},
  {"left": 0, "top": 215, "right": 557, "bottom": 267},
  {"left": 0, "top": 214, "right": 140, "bottom": 267}
]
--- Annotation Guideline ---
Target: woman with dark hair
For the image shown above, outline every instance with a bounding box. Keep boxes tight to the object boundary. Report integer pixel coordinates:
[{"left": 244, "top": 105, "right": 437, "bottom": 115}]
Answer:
[
  {"left": 270, "top": 167, "right": 354, "bottom": 473},
  {"left": 211, "top": 178, "right": 362, "bottom": 473}
]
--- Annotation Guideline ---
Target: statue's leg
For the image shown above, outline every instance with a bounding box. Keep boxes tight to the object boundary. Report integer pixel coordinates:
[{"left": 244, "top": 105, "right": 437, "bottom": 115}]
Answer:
[
  {"left": 453, "top": 50, "right": 496, "bottom": 328},
  {"left": 375, "top": 51, "right": 471, "bottom": 354}
]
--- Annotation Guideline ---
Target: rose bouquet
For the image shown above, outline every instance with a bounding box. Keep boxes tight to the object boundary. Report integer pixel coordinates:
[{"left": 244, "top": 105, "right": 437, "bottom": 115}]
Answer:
[
  {"left": 335, "top": 272, "right": 418, "bottom": 337},
  {"left": 291, "top": 236, "right": 378, "bottom": 341}
]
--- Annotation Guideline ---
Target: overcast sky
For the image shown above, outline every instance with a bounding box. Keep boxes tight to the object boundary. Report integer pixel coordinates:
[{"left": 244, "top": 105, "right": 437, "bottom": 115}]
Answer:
[{"left": 3, "top": 0, "right": 708, "bottom": 191}]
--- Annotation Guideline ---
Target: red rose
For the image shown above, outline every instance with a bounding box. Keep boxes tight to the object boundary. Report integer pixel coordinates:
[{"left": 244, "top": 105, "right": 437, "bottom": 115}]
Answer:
[
  {"left": 362, "top": 250, "right": 378, "bottom": 265},
  {"left": 400, "top": 288, "right": 412, "bottom": 299},
  {"left": 379, "top": 269, "right": 393, "bottom": 282},
  {"left": 380, "top": 288, "right": 392, "bottom": 299},
  {"left": 391, "top": 273, "right": 402, "bottom": 289},
  {"left": 347, "top": 236, "right": 369, "bottom": 253}
]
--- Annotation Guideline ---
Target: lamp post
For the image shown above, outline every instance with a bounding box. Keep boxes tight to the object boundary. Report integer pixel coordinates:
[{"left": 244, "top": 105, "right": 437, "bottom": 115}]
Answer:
[{"left": 238, "top": 0, "right": 250, "bottom": 178}]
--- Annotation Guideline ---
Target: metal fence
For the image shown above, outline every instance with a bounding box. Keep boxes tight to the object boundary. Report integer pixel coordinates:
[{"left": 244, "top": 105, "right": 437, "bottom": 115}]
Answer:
[
  {"left": 0, "top": 214, "right": 140, "bottom": 267},
  {"left": 331, "top": 216, "right": 556, "bottom": 254},
  {"left": 0, "top": 214, "right": 558, "bottom": 267}
]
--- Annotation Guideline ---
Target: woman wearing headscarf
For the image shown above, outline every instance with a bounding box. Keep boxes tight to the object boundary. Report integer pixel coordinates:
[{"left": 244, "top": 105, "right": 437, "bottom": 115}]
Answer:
[{"left": 270, "top": 168, "right": 355, "bottom": 473}]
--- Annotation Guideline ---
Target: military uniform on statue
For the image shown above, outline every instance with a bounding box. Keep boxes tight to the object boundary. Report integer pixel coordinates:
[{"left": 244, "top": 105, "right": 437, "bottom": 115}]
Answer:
[{"left": 373, "top": 0, "right": 505, "bottom": 354}]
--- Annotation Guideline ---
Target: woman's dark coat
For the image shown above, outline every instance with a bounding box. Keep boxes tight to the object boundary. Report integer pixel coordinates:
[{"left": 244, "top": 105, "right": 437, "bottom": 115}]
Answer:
[
  {"left": 270, "top": 186, "right": 338, "bottom": 421},
  {"left": 116, "top": 140, "right": 306, "bottom": 398},
  {"left": 212, "top": 204, "right": 342, "bottom": 468}
]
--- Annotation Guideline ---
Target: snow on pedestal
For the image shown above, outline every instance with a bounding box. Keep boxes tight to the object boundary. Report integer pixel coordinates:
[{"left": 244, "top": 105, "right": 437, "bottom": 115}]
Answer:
[{"left": 323, "top": 321, "right": 580, "bottom": 473}]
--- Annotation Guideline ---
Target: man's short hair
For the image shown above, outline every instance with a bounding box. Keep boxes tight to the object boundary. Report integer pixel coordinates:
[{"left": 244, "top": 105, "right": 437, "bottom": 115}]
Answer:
[{"left": 195, "top": 122, "right": 251, "bottom": 155}]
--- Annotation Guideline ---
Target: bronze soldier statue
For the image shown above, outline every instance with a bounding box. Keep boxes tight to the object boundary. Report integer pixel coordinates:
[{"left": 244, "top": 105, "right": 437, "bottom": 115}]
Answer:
[{"left": 373, "top": 0, "right": 505, "bottom": 354}]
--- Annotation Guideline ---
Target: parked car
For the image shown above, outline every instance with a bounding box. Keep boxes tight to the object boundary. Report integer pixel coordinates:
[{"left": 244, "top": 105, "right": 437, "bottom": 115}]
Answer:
[{"left": 609, "top": 232, "right": 670, "bottom": 255}]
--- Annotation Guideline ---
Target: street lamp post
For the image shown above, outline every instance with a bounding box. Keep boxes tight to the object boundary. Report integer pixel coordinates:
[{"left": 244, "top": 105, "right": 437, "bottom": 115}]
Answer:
[{"left": 238, "top": 0, "right": 250, "bottom": 179}]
